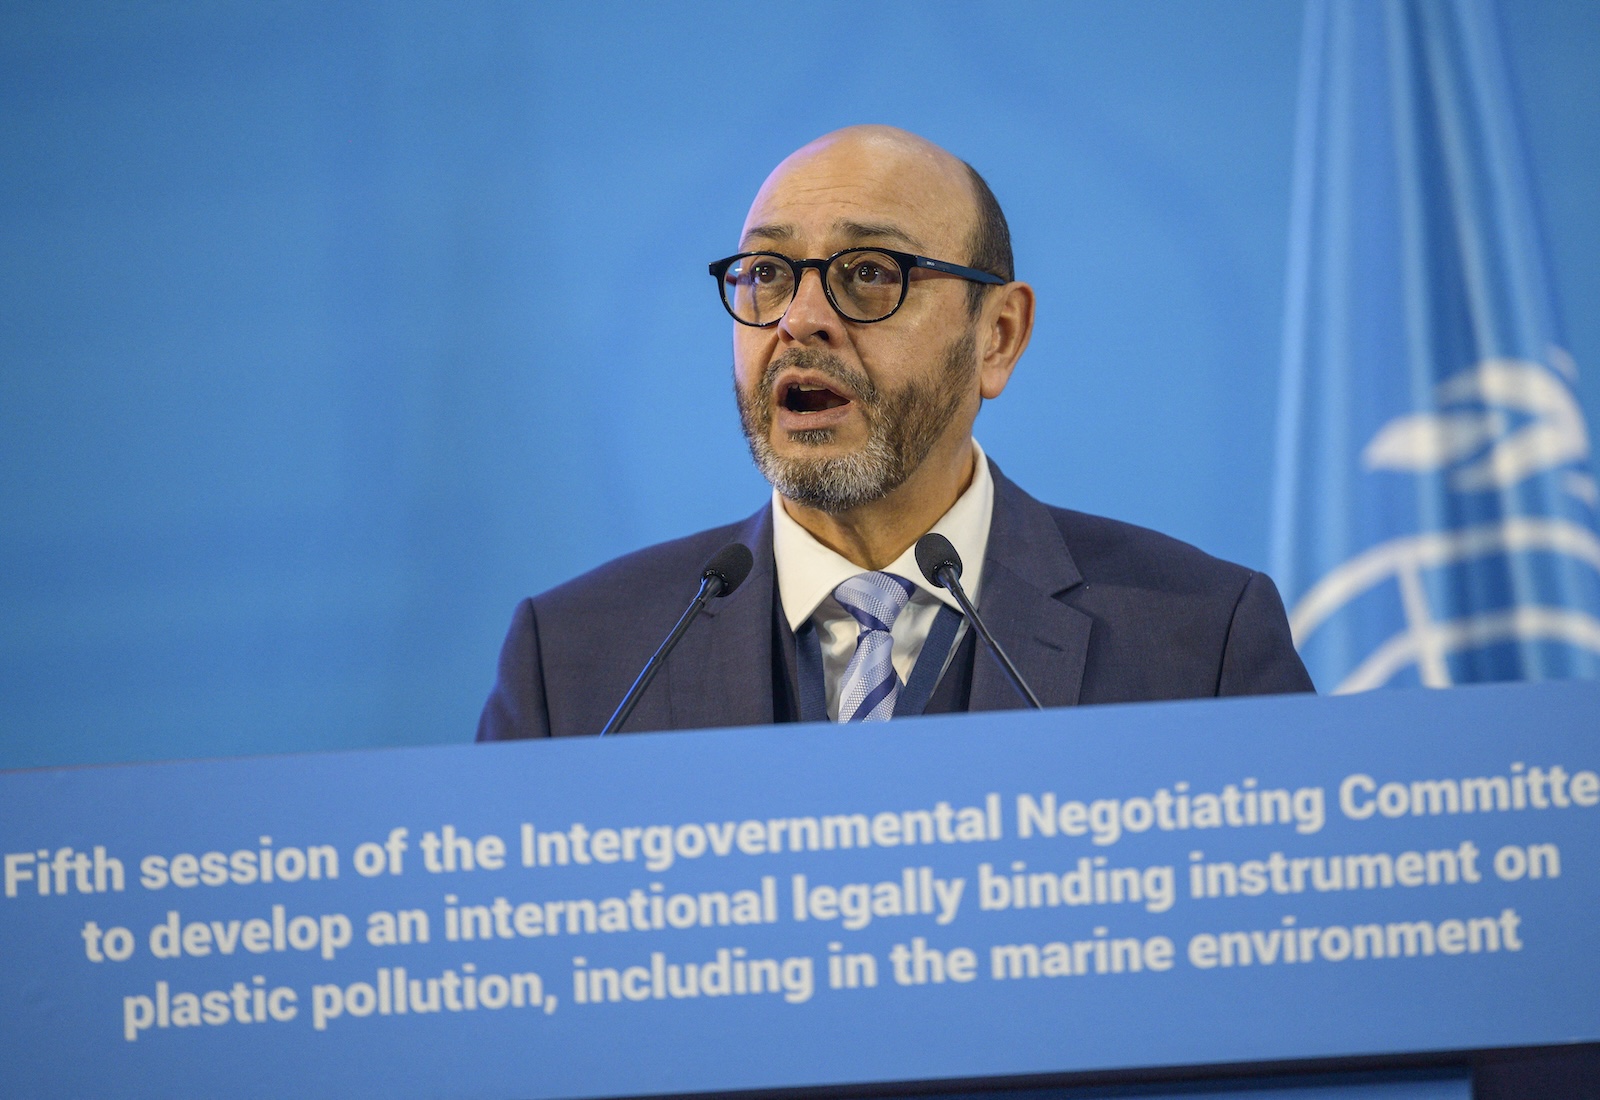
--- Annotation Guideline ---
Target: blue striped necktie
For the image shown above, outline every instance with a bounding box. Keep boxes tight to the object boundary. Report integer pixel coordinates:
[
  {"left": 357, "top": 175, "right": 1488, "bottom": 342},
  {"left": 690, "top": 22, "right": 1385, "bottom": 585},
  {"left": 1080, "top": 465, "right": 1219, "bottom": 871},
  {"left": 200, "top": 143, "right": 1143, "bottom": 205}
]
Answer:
[{"left": 833, "top": 572, "right": 915, "bottom": 722}]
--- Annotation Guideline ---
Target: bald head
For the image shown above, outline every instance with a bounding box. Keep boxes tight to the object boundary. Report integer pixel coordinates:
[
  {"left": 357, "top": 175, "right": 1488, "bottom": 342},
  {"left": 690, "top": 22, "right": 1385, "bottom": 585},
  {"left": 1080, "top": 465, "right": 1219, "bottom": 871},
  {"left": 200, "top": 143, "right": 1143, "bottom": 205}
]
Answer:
[
  {"left": 742, "top": 126, "right": 1013, "bottom": 306},
  {"left": 761, "top": 125, "right": 971, "bottom": 207}
]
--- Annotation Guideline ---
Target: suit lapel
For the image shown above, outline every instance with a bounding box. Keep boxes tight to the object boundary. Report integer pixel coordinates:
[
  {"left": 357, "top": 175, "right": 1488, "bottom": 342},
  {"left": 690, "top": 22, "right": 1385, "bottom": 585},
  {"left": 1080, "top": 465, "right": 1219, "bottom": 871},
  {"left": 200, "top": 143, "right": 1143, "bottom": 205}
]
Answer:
[
  {"left": 969, "top": 463, "right": 1093, "bottom": 711},
  {"left": 664, "top": 506, "right": 777, "bottom": 731}
]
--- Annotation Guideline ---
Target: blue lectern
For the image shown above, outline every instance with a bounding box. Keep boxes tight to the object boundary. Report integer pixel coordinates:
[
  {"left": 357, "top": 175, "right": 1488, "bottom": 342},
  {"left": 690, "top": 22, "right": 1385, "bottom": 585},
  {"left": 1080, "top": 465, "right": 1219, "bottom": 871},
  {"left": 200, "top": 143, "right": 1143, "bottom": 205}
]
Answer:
[{"left": 3, "top": 682, "right": 1597, "bottom": 1098}]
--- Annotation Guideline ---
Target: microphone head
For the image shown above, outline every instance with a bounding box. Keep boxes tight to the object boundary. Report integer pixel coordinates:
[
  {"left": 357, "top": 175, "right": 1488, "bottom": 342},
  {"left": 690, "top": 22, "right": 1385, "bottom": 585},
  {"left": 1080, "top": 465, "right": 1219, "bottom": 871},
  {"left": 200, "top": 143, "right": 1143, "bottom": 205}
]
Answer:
[
  {"left": 914, "top": 533, "right": 962, "bottom": 589},
  {"left": 702, "top": 543, "right": 754, "bottom": 596}
]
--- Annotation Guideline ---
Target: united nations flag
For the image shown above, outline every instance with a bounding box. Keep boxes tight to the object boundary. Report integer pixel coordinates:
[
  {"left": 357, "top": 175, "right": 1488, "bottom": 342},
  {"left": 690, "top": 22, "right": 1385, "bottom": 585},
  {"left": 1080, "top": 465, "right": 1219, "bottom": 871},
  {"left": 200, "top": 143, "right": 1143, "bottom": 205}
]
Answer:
[{"left": 1270, "top": 0, "right": 1600, "bottom": 693}]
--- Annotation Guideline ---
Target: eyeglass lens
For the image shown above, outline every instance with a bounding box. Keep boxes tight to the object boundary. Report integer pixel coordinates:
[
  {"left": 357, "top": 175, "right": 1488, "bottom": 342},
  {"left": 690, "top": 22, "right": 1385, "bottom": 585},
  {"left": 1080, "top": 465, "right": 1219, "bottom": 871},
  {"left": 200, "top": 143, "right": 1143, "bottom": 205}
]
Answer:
[{"left": 722, "top": 250, "right": 906, "bottom": 324}]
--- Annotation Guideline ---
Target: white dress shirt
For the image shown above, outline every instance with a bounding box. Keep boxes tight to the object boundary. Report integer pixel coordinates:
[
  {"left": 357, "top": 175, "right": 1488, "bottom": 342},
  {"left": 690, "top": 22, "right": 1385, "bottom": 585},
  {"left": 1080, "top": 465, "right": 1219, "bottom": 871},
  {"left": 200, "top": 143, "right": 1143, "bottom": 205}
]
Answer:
[{"left": 771, "top": 440, "right": 995, "bottom": 720}]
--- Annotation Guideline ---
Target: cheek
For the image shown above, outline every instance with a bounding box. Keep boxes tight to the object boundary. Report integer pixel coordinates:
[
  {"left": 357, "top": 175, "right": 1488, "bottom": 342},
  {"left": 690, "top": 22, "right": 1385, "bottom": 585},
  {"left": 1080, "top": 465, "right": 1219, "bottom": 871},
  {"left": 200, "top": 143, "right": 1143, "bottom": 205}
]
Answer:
[
  {"left": 881, "top": 290, "right": 962, "bottom": 351},
  {"left": 855, "top": 328, "right": 935, "bottom": 389},
  {"left": 732, "top": 331, "right": 771, "bottom": 385}
]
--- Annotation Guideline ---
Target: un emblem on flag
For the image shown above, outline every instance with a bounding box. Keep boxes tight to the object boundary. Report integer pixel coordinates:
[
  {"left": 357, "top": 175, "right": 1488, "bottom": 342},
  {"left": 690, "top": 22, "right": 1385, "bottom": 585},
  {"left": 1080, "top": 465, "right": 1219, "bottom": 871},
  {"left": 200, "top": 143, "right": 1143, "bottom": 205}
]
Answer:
[{"left": 1289, "top": 358, "right": 1600, "bottom": 693}]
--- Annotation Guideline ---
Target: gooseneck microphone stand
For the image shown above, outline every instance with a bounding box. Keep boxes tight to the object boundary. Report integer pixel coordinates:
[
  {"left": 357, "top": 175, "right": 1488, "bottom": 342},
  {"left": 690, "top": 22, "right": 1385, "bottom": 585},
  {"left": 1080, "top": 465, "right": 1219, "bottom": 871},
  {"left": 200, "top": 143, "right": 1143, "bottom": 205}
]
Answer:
[
  {"left": 599, "top": 543, "right": 754, "bottom": 736},
  {"left": 914, "top": 533, "right": 1042, "bottom": 709}
]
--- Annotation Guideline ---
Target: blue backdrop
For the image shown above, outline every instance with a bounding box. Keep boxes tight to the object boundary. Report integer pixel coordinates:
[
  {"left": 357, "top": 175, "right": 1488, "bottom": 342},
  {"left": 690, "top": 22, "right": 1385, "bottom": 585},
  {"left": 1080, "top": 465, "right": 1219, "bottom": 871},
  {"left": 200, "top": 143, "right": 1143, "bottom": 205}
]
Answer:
[{"left": 3, "top": 1, "right": 1597, "bottom": 769}]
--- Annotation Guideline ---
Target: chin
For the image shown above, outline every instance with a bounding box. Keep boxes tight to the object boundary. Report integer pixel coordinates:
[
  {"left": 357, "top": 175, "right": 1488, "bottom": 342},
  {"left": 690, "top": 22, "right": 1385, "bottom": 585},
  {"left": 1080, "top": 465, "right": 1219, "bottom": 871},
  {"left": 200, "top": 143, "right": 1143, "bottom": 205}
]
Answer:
[{"left": 782, "top": 427, "right": 841, "bottom": 448}]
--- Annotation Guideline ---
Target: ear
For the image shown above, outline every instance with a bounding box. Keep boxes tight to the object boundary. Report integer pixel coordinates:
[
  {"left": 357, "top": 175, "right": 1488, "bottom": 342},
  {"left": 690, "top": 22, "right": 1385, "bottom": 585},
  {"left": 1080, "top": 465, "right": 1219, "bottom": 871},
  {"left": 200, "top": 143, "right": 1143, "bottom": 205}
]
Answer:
[{"left": 976, "top": 281, "right": 1035, "bottom": 400}]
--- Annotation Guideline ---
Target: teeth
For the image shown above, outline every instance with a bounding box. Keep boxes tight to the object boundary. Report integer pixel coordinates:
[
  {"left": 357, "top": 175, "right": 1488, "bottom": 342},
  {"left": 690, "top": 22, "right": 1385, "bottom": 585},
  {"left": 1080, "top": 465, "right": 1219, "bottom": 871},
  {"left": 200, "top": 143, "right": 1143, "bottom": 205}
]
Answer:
[{"left": 794, "top": 384, "right": 825, "bottom": 392}]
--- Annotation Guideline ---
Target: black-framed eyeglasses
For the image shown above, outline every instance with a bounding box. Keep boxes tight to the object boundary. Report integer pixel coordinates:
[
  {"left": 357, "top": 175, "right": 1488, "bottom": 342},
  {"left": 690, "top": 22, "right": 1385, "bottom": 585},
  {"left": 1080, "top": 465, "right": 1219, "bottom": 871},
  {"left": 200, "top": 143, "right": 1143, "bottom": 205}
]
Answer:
[{"left": 708, "top": 247, "right": 1006, "bottom": 327}]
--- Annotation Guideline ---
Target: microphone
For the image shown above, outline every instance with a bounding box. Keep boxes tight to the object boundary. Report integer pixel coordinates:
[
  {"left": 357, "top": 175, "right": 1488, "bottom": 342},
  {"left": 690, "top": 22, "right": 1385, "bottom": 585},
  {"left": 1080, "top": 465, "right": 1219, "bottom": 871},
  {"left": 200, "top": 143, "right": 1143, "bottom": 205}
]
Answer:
[
  {"left": 599, "top": 543, "right": 754, "bottom": 736},
  {"left": 914, "top": 534, "right": 1042, "bottom": 709}
]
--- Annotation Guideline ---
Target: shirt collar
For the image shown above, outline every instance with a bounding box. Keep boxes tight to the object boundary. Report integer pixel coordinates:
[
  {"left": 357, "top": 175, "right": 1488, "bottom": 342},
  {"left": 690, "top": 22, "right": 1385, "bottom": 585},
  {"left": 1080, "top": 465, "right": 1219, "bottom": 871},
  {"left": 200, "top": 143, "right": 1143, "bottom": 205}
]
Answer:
[{"left": 772, "top": 439, "right": 995, "bottom": 631}]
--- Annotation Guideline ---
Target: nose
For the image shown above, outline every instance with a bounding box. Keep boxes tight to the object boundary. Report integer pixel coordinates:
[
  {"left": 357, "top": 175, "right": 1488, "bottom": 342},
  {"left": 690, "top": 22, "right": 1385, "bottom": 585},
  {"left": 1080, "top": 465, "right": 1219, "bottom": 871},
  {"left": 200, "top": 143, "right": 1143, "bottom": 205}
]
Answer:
[{"left": 777, "top": 266, "right": 844, "bottom": 345}]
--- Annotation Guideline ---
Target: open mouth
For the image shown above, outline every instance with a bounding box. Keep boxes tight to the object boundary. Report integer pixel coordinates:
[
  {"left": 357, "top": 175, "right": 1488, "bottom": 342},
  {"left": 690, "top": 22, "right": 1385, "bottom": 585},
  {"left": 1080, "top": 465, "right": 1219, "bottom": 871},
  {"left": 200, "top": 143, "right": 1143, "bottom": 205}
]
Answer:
[{"left": 781, "top": 382, "right": 851, "bottom": 413}]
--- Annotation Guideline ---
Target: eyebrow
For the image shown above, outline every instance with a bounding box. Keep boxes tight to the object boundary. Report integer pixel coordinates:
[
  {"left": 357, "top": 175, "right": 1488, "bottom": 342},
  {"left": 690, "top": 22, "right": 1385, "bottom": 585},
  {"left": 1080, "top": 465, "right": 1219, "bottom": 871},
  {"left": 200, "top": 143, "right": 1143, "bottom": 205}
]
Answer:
[
  {"left": 738, "top": 219, "right": 927, "bottom": 253},
  {"left": 835, "top": 220, "right": 925, "bottom": 251},
  {"left": 740, "top": 223, "right": 793, "bottom": 249}
]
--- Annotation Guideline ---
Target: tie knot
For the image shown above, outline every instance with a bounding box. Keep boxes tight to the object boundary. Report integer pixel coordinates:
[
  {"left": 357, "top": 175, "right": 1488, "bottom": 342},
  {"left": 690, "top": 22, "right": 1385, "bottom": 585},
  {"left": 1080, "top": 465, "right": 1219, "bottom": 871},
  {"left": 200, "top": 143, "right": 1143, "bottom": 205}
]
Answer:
[{"left": 833, "top": 572, "right": 915, "bottom": 635}]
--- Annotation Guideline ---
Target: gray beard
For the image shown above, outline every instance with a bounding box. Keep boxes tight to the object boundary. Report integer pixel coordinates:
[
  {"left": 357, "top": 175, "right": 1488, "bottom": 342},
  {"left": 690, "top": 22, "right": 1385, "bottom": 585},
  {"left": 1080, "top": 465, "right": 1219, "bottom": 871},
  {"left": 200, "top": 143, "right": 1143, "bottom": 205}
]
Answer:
[{"left": 735, "top": 329, "right": 977, "bottom": 513}]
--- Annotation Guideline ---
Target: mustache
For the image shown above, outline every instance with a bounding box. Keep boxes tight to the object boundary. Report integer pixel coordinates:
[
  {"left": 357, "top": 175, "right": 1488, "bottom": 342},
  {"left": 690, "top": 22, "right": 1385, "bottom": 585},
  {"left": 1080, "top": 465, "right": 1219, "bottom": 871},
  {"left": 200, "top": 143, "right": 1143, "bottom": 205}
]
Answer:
[{"left": 760, "top": 349, "right": 878, "bottom": 404}]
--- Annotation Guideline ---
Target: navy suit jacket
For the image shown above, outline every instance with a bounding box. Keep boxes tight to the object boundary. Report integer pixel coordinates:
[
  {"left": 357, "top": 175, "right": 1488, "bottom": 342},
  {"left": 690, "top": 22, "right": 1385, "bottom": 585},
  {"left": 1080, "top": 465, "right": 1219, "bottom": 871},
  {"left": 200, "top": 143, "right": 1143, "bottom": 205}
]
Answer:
[
  {"left": 478, "top": 461, "right": 1313, "bottom": 740},
  {"left": 472, "top": 467, "right": 1600, "bottom": 1097}
]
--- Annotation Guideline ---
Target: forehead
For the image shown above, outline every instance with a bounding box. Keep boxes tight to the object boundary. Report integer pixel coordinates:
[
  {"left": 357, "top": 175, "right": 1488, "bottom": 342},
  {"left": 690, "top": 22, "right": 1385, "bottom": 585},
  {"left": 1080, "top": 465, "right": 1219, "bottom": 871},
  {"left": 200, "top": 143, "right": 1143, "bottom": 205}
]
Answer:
[{"left": 740, "top": 138, "right": 974, "bottom": 256}]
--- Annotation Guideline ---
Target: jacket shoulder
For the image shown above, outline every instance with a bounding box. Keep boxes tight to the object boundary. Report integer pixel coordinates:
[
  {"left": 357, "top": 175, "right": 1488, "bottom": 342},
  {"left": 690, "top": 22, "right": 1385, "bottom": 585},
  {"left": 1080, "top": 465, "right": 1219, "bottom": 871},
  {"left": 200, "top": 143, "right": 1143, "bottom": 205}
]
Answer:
[
  {"left": 1017, "top": 498, "right": 1312, "bottom": 699},
  {"left": 534, "top": 518, "right": 755, "bottom": 619},
  {"left": 1044, "top": 505, "right": 1254, "bottom": 595},
  {"left": 477, "top": 512, "right": 768, "bottom": 742}
]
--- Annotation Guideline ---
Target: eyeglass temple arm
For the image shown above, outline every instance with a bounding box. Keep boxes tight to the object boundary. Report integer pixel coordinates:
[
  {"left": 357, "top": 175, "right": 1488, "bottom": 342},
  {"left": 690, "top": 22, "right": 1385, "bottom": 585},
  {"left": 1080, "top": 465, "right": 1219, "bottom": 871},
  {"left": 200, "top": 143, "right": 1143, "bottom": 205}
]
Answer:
[{"left": 912, "top": 256, "right": 1007, "bottom": 285}]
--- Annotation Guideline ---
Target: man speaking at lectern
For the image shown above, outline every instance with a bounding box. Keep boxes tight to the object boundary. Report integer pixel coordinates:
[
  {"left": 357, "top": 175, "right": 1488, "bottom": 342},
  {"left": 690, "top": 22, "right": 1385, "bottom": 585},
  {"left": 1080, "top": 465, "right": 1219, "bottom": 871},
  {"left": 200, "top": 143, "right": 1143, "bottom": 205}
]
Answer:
[{"left": 478, "top": 125, "right": 1312, "bottom": 741}]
